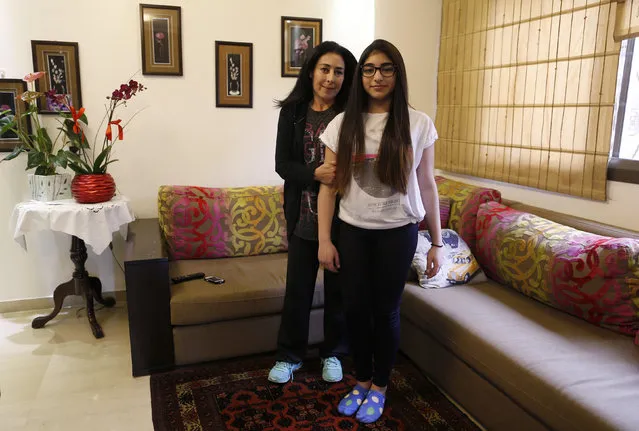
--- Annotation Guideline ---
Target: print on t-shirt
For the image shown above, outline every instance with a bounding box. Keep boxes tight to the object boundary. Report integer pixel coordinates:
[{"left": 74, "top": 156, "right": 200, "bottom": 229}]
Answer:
[
  {"left": 319, "top": 109, "right": 438, "bottom": 229},
  {"left": 352, "top": 153, "right": 395, "bottom": 199},
  {"left": 295, "top": 107, "right": 336, "bottom": 240},
  {"left": 298, "top": 121, "right": 326, "bottom": 224}
]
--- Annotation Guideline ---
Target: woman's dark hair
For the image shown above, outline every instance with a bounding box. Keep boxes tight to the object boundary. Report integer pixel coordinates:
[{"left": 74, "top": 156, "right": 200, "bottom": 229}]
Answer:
[
  {"left": 335, "top": 39, "right": 412, "bottom": 195},
  {"left": 276, "top": 41, "right": 357, "bottom": 112}
]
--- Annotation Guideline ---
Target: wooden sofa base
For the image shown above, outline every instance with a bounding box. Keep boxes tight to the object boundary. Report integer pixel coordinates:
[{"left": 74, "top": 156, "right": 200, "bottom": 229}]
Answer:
[{"left": 173, "top": 309, "right": 325, "bottom": 366}]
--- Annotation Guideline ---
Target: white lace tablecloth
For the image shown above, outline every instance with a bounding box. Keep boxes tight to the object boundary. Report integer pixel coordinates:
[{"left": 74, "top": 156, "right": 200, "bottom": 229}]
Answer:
[{"left": 10, "top": 196, "right": 136, "bottom": 255}]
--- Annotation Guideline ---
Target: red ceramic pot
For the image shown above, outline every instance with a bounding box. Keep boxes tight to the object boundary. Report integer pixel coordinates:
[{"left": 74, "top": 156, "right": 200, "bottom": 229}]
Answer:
[{"left": 71, "top": 173, "right": 116, "bottom": 204}]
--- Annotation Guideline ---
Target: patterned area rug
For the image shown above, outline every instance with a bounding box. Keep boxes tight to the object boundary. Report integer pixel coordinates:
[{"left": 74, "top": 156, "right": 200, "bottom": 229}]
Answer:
[{"left": 150, "top": 353, "right": 481, "bottom": 431}]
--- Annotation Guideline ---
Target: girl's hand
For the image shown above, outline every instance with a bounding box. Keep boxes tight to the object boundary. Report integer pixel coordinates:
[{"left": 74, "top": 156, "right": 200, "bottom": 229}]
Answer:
[
  {"left": 318, "top": 241, "right": 340, "bottom": 272},
  {"left": 425, "top": 246, "right": 444, "bottom": 279}
]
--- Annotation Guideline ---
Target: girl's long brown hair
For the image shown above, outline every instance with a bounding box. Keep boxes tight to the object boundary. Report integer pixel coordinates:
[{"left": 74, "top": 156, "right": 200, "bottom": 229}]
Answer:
[{"left": 335, "top": 39, "right": 412, "bottom": 195}]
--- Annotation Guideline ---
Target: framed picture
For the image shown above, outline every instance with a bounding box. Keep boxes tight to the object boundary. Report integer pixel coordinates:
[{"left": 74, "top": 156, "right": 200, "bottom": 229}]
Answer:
[
  {"left": 281, "top": 16, "right": 322, "bottom": 77},
  {"left": 215, "top": 41, "right": 253, "bottom": 108},
  {"left": 0, "top": 79, "right": 30, "bottom": 152},
  {"left": 140, "top": 4, "right": 183, "bottom": 76},
  {"left": 31, "top": 40, "right": 82, "bottom": 114}
]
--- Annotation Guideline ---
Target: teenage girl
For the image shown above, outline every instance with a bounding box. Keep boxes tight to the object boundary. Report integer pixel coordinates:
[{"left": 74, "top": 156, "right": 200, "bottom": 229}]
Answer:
[{"left": 317, "top": 39, "right": 443, "bottom": 423}]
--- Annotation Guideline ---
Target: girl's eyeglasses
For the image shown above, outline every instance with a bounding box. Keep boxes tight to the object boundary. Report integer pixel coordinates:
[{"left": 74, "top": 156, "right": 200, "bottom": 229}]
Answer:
[{"left": 361, "top": 63, "right": 397, "bottom": 77}]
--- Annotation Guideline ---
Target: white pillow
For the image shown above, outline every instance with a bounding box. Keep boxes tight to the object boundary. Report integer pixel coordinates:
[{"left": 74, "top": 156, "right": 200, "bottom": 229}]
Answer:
[{"left": 412, "top": 229, "right": 486, "bottom": 288}]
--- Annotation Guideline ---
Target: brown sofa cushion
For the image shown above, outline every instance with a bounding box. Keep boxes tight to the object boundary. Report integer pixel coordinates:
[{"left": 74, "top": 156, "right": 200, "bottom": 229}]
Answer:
[
  {"left": 400, "top": 281, "right": 639, "bottom": 431},
  {"left": 169, "top": 253, "right": 324, "bottom": 326}
]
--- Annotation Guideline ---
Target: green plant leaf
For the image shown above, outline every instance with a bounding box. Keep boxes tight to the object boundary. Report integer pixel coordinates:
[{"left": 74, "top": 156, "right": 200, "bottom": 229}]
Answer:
[
  {"left": 68, "top": 163, "right": 88, "bottom": 174},
  {"left": 27, "top": 151, "right": 45, "bottom": 169},
  {"left": 64, "top": 151, "right": 92, "bottom": 173},
  {"left": 92, "top": 147, "right": 111, "bottom": 172},
  {"left": 38, "top": 128, "right": 54, "bottom": 153},
  {"left": 1, "top": 146, "right": 24, "bottom": 161},
  {"left": 55, "top": 149, "right": 68, "bottom": 169},
  {"left": 0, "top": 120, "right": 16, "bottom": 137},
  {"left": 34, "top": 166, "right": 55, "bottom": 176}
]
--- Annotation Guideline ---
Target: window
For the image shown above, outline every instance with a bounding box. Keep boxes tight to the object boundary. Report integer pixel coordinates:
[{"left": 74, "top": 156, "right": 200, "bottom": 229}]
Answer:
[{"left": 610, "top": 38, "right": 639, "bottom": 184}]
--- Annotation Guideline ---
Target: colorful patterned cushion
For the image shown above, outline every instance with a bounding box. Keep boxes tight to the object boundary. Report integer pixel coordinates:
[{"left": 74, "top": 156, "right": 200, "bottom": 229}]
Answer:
[
  {"left": 418, "top": 195, "right": 452, "bottom": 231},
  {"left": 476, "top": 201, "right": 639, "bottom": 344},
  {"left": 412, "top": 229, "right": 486, "bottom": 288},
  {"left": 158, "top": 185, "right": 288, "bottom": 260},
  {"left": 435, "top": 176, "right": 501, "bottom": 254}
]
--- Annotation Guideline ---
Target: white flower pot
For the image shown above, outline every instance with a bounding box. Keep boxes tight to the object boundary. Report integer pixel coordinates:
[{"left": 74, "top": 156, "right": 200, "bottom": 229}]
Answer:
[{"left": 28, "top": 173, "right": 73, "bottom": 202}]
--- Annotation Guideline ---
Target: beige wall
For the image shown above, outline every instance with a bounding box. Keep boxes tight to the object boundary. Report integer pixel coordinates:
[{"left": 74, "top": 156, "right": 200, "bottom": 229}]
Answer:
[
  {"left": 1, "top": 0, "right": 635, "bottom": 305},
  {"left": 375, "top": 0, "right": 442, "bottom": 118},
  {"left": 0, "top": 0, "right": 375, "bottom": 302}
]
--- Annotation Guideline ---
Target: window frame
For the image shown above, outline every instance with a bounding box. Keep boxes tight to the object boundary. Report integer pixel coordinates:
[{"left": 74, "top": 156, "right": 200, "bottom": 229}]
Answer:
[{"left": 608, "top": 38, "right": 639, "bottom": 185}]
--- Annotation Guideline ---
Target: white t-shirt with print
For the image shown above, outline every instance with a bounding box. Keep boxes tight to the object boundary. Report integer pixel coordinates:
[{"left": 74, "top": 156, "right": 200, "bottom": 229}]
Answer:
[{"left": 320, "top": 108, "right": 438, "bottom": 230}]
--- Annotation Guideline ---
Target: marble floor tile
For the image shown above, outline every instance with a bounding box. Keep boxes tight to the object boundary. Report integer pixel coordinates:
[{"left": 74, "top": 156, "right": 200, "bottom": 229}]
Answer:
[{"left": 0, "top": 304, "right": 152, "bottom": 430}]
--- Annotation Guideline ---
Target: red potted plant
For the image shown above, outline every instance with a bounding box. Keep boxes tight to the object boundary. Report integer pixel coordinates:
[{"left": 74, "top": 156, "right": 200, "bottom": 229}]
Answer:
[{"left": 50, "top": 78, "right": 146, "bottom": 203}]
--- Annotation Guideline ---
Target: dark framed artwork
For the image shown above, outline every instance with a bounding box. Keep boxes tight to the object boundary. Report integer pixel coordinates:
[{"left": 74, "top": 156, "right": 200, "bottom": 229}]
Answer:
[
  {"left": 31, "top": 40, "right": 82, "bottom": 114},
  {"left": 215, "top": 41, "right": 253, "bottom": 108},
  {"left": 281, "top": 16, "right": 322, "bottom": 77},
  {"left": 140, "top": 4, "right": 183, "bottom": 76},
  {"left": 0, "top": 79, "right": 30, "bottom": 152}
]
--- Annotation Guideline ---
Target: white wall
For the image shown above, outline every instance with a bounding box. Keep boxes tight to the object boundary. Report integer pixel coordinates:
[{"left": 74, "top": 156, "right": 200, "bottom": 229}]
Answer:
[
  {"left": 0, "top": 0, "right": 375, "bottom": 302},
  {"left": 375, "top": 0, "right": 442, "bottom": 118}
]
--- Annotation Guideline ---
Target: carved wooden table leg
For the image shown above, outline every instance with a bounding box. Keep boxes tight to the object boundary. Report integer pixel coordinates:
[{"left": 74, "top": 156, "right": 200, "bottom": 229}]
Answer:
[
  {"left": 84, "top": 282, "right": 103, "bottom": 339},
  {"left": 90, "top": 277, "right": 116, "bottom": 308},
  {"left": 31, "top": 235, "right": 116, "bottom": 338},
  {"left": 31, "top": 280, "right": 75, "bottom": 329}
]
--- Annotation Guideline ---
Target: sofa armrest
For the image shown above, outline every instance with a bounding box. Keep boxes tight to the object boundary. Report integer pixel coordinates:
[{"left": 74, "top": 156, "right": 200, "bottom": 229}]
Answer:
[{"left": 123, "top": 218, "right": 175, "bottom": 377}]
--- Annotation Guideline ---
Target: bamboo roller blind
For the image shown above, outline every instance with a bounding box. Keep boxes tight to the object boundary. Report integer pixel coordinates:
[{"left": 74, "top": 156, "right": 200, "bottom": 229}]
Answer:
[
  {"left": 614, "top": 0, "right": 639, "bottom": 41},
  {"left": 435, "top": 0, "right": 622, "bottom": 200}
]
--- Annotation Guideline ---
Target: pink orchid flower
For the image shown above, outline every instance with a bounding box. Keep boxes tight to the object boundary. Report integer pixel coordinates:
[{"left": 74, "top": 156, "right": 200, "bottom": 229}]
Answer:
[{"left": 23, "top": 72, "right": 45, "bottom": 82}]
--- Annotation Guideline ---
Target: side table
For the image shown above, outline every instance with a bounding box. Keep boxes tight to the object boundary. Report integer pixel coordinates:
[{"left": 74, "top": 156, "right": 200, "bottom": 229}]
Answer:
[{"left": 10, "top": 196, "right": 135, "bottom": 338}]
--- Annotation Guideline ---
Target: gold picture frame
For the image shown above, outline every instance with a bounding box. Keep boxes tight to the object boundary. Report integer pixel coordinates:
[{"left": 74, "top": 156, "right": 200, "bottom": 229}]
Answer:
[
  {"left": 281, "top": 16, "right": 322, "bottom": 77},
  {"left": 0, "top": 79, "right": 30, "bottom": 152},
  {"left": 215, "top": 41, "right": 253, "bottom": 108},
  {"left": 140, "top": 4, "right": 183, "bottom": 76},
  {"left": 31, "top": 40, "right": 82, "bottom": 114}
]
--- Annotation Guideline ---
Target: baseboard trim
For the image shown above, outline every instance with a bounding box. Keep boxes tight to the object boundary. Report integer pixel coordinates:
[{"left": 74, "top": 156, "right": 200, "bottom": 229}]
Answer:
[{"left": 0, "top": 290, "right": 127, "bottom": 314}]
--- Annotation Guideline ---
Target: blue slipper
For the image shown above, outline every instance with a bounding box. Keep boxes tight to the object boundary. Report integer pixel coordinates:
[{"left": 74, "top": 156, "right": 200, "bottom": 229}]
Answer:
[
  {"left": 337, "top": 384, "right": 369, "bottom": 416},
  {"left": 355, "top": 389, "right": 386, "bottom": 423}
]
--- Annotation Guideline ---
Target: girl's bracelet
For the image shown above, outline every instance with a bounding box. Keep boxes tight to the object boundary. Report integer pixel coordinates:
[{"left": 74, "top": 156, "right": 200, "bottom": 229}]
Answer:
[{"left": 431, "top": 243, "right": 444, "bottom": 248}]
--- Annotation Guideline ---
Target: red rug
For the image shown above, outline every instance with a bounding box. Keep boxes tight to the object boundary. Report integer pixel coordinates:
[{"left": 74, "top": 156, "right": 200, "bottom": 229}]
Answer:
[{"left": 150, "top": 353, "right": 480, "bottom": 430}]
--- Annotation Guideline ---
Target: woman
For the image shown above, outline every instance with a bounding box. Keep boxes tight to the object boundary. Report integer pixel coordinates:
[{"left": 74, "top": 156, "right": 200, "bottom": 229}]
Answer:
[
  {"left": 317, "top": 39, "right": 443, "bottom": 423},
  {"left": 271, "top": 41, "right": 357, "bottom": 384}
]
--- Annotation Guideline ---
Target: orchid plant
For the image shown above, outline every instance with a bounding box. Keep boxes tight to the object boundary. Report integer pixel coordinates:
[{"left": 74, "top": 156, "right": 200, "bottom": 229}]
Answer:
[
  {"left": 51, "top": 78, "right": 146, "bottom": 175},
  {"left": 1, "top": 72, "right": 69, "bottom": 175}
]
